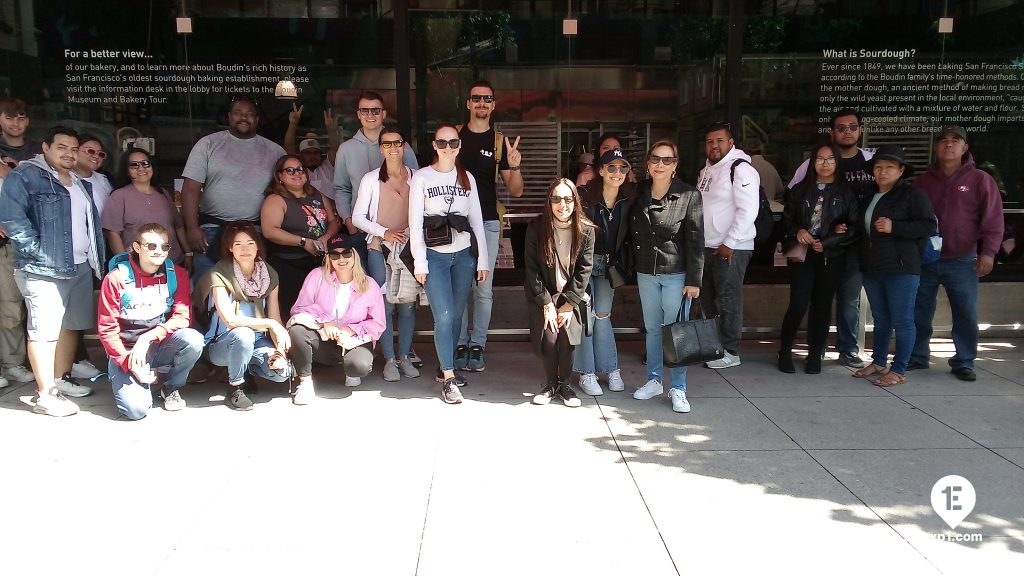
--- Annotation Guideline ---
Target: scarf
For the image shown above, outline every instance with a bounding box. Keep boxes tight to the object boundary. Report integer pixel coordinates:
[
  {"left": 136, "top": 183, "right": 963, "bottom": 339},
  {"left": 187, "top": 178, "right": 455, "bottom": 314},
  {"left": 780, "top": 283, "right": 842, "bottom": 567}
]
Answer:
[{"left": 234, "top": 260, "right": 271, "bottom": 298}]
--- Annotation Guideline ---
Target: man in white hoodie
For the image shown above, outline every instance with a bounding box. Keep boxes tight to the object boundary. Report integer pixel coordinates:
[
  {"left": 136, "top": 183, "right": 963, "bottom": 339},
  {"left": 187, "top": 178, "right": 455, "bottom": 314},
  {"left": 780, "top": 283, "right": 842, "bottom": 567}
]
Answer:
[{"left": 696, "top": 122, "right": 759, "bottom": 368}]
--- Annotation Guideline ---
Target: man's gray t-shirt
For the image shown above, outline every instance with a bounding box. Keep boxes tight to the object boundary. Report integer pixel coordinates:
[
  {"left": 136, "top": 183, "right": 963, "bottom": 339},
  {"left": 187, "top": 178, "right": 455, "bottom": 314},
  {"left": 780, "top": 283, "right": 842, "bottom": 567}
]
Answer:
[{"left": 182, "top": 131, "right": 285, "bottom": 221}]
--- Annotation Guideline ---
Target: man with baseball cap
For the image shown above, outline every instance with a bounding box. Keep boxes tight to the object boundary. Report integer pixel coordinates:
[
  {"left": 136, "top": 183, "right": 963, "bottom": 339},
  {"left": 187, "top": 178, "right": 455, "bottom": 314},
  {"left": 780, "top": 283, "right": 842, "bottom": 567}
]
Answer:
[
  {"left": 910, "top": 126, "right": 1004, "bottom": 381},
  {"left": 283, "top": 103, "right": 339, "bottom": 197}
]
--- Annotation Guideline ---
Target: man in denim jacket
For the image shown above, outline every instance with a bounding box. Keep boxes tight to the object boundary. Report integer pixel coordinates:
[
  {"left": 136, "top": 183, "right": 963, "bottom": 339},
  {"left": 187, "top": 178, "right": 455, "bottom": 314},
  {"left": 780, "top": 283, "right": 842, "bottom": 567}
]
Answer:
[{"left": 0, "top": 126, "right": 105, "bottom": 416}]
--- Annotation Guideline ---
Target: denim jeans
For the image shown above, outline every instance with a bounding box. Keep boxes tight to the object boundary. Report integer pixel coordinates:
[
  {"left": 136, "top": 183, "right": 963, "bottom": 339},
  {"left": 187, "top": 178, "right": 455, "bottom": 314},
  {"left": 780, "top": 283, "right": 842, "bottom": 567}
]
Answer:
[
  {"left": 637, "top": 272, "right": 690, "bottom": 391},
  {"left": 459, "top": 219, "right": 501, "bottom": 348},
  {"left": 573, "top": 254, "right": 619, "bottom": 375},
  {"left": 108, "top": 328, "right": 205, "bottom": 420},
  {"left": 367, "top": 248, "right": 416, "bottom": 359},
  {"left": 208, "top": 326, "right": 291, "bottom": 385},
  {"left": 425, "top": 247, "right": 477, "bottom": 371},
  {"left": 699, "top": 248, "right": 751, "bottom": 354},
  {"left": 834, "top": 255, "right": 863, "bottom": 355},
  {"left": 192, "top": 224, "right": 225, "bottom": 283},
  {"left": 912, "top": 255, "right": 979, "bottom": 370},
  {"left": 862, "top": 272, "right": 920, "bottom": 374}
]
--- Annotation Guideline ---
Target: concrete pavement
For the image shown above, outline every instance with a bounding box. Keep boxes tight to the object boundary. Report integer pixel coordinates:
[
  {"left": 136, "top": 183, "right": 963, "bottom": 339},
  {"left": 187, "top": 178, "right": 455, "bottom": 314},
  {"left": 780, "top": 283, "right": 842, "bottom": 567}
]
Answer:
[{"left": 1, "top": 338, "right": 1022, "bottom": 575}]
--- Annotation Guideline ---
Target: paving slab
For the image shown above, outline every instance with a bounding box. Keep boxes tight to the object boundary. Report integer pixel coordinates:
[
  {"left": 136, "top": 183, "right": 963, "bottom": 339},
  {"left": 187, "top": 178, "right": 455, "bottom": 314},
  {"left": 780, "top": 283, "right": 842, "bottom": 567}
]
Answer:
[
  {"left": 749, "top": 396, "right": 980, "bottom": 450},
  {"left": 993, "top": 448, "right": 1024, "bottom": 468},
  {"left": 901, "top": 395, "right": 1024, "bottom": 448}
]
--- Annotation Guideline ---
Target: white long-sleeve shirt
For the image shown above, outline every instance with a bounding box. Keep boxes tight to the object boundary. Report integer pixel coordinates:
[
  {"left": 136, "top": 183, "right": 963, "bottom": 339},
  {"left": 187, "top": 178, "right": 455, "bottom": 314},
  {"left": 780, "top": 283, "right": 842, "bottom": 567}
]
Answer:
[
  {"left": 696, "top": 146, "right": 760, "bottom": 251},
  {"left": 408, "top": 165, "right": 488, "bottom": 275}
]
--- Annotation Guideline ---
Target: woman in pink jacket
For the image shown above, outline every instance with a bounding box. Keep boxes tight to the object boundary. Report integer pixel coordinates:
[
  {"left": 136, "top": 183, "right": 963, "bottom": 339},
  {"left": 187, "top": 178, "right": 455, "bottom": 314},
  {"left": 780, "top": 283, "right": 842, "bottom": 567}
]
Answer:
[{"left": 287, "top": 234, "right": 386, "bottom": 403}]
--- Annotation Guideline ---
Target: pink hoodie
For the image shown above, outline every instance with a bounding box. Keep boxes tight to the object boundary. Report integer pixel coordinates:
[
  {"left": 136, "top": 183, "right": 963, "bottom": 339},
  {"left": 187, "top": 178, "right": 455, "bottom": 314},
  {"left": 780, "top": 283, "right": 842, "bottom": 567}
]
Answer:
[{"left": 290, "top": 267, "right": 386, "bottom": 341}]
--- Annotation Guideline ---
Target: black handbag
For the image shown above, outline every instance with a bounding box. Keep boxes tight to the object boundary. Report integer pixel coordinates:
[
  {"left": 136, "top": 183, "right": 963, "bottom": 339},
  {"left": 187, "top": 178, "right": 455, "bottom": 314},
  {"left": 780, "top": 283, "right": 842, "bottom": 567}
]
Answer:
[
  {"left": 424, "top": 222, "right": 453, "bottom": 247},
  {"left": 662, "top": 300, "right": 725, "bottom": 367}
]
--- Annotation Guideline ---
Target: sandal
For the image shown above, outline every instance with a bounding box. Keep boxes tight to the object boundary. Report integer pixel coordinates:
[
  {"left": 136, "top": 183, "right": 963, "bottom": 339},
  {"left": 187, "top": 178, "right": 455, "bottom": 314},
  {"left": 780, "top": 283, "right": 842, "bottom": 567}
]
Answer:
[
  {"left": 874, "top": 372, "right": 907, "bottom": 387},
  {"left": 852, "top": 364, "right": 889, "bottom": 378}
]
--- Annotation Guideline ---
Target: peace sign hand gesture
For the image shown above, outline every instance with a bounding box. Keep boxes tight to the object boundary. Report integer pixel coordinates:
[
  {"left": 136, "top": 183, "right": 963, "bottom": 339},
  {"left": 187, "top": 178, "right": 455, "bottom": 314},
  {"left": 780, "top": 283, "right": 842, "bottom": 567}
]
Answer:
[
  {"left": 504, "top": 135, "right": 522, "bottom": 169},
  {"left": 323, "top": 108, "right": 336, "bottom": 131},
  {"left": 288, "top": 103, "right": 304, "bottom": 126}
]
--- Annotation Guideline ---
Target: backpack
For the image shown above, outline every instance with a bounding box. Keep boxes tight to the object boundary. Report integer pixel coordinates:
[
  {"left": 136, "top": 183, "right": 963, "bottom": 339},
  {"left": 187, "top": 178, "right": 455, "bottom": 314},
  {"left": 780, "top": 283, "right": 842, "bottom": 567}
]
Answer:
[
  {"left": 730, "top": 159, "right": 775, "bottom": 245},
  {"left": 108, "top": 251, "right": 178, "bottom": 321}
]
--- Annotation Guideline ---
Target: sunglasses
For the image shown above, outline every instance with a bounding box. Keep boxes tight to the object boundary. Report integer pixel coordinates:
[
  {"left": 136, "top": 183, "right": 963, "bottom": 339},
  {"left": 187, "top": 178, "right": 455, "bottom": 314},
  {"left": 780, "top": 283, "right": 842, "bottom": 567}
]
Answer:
[
  {"left": 380, "top": 140, "right": 404, "bottom": 149},
  {"left": 358, "top": 107, "right": 383, "bottom": 116},
  {"left": 549, "top": 195, "right": 575, "bottom": 205},
  {"left": 469, "top": 95, "right": 495, "bottom": 103},
  {"left": 328, "top": 249, "right": 354, "bottom": 260},
  {"left": 81, "top": 148, "right": 107, "bottom": 160},
  {"left": 604, "top": 164, "right": 630, "bottom": 174},
  {"left": 835, "top": 123, "right": 860, "bottom": 133},
  {"left": 139, "top": 242, "right": 171, "bottom": 252},
  {"left": 127, "top": 160, "right": 152, "bottom": 169},
  {"left": 648, "top": 155, "right": 678, "bottom": 166},
  {"left": 434, "top": 139, "right": 461, "bottom": 149},
  {"left": 279, "top": 166, "right": 305, "bottom": 175}
]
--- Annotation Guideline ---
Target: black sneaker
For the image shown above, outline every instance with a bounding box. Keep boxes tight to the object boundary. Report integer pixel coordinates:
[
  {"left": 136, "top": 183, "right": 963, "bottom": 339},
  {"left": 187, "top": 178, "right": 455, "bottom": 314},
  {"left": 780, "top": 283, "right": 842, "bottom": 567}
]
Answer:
[
  {"left": 532, "top": 384, "right": 556, "bottom": 405},
  {"left": 838, "top": 352, "right": 867, "bottom": 369},
  {"left": 952, "top": 367, "right": 977, "bottom": 381},
  {"left": 226, "top": 387, "right": 254, "bottom": 411},
  {"left": 435, "top": 367, "right": 467, "bottom": 387},
  {"left": 466, "top": 345, "right": 485, "bottom": 372},
  {"left": 453, "top": 345, "right": 469, "bottom": 371},
  {"left": 557, "top": 383, "right": 582, "bottom": 407},
  {"left": 441, "top": 378, "right": 464, "bottom": 404}
]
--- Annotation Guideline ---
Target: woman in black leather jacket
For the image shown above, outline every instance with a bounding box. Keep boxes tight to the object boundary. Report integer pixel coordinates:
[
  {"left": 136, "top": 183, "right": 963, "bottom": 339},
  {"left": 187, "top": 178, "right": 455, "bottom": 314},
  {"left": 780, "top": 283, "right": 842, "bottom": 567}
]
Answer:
[{"left": 778, "top": 143, "right": 860, "bottom": 374}]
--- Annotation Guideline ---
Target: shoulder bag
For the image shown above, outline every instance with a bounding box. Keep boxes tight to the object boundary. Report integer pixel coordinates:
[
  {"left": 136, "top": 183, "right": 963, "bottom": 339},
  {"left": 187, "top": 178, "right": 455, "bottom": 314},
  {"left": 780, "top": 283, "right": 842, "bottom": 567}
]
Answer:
[{"left": 662, "top": 299, "right": 725, "bottom": 367}]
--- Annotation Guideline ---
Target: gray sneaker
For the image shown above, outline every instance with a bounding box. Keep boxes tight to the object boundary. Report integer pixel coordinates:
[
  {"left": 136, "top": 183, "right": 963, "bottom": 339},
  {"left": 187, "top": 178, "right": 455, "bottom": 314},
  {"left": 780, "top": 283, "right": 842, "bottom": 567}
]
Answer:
[
  {"left": 398, "top": 356, "right": 420, "bottom": 378},
  {"left": 442, "top": 379, "right": 463, "bottom": 404},
  {"left": 161, "top": 389, "right": 186, "bottom": 412},
  {"left": 226, "top": 387, "right": 254, "bottom": 411},
  {"left": 838, "top": 352, "right": 868, "bottom": 369},
  {"left": 54, "top": 376, "right": 92, "bottom": 398},
  {"left": 382, "top": 358, "right": 401, "bottom": 382}
]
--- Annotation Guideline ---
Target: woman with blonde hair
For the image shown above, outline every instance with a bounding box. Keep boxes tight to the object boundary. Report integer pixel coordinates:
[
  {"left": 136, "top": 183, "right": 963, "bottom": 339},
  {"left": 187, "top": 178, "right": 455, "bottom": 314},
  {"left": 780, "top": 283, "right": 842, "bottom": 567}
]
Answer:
[{"left": 287, "top": 234, "right": 385, "bottom": 403}]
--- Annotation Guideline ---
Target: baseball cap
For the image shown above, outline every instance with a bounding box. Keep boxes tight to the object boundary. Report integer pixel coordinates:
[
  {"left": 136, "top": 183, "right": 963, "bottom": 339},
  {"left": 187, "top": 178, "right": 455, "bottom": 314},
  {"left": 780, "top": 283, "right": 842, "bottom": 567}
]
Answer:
[{"left": 598, "top": 149, "right": 631, "bottom": 169}]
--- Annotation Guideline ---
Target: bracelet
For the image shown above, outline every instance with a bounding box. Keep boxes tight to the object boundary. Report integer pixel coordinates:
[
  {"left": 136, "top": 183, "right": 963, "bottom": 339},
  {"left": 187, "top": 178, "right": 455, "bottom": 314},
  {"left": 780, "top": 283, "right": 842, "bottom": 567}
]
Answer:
[
  {"left": 298, "top": 237, "right": 307, "bottom": 247},
  {"left": 509, "top": 166, "right": 520, "bottom": 171},
  {"left": 183, "top": 252, "right": 194, "bottom": 257}
]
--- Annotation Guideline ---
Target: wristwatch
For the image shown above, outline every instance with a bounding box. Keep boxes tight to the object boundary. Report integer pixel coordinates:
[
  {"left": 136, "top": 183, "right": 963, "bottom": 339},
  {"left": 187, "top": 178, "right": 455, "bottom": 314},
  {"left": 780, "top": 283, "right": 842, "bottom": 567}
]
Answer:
[
  {"left": 509, "top": 166, "right": 521, "bottom": 171},
  {"left": 297, "top": 237, "right": 307, "bottom": 247}
]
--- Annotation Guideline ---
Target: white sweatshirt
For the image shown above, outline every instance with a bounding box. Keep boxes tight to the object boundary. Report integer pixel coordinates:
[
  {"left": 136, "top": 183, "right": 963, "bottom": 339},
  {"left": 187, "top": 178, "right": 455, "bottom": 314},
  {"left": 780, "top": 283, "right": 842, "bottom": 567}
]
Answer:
[
  {"left": 696, "top": 146, "right": 760, "bottom": 251},
  {"left": 408, "top": 165, "right": 489, "bottom": 275}
]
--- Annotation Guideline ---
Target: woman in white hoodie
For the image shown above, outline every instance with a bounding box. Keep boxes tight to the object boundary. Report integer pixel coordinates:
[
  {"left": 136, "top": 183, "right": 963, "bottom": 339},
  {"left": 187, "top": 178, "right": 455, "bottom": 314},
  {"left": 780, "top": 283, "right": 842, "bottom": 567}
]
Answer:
[
  {"left": 408, "top": 124, "right": 489, "bottom": 404},
  {"left": 353, "top": 127, "right": 419, "bottom": 382}
]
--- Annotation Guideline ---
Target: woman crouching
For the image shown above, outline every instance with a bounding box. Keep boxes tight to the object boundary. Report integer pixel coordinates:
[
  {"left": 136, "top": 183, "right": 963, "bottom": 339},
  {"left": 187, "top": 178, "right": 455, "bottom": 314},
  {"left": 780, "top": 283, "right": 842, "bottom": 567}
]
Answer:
[{"left": 525, "top": 178, "right": 596, "bottom": 407}]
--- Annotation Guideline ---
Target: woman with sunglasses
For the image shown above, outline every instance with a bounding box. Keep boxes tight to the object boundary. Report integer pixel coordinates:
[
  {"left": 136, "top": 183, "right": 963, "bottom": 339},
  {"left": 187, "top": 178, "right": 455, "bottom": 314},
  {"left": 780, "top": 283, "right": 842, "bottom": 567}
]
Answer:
[
  {"left": 287, "top": 234, "right": 385, "bottom": 400},
  {"left": 193, "top": 223, "right": 292, "bottom": 410},
  {"left": 74, "top": 133, "right": 113, "bottom": 220},
  {"left": 352, "top": 127, "right": 419, "bottom": 382},
  {"left": 526, "top": 178, "right": 595, "bottom": 407},
  {"left": 260, "top": 154, "right": 340, "bottom": 320},
  {"left": 629, "top": 140, "right": 704, "bottom": 413},
  {"left": 778, "top": 143, "right": 859, "bottom": 374},
  {"left": 572, "top": 149, "right": 634, "bottom": 396},
  {"left": 409, "top": 124, "right": 489, "bottom": 404},
  {"left": 103, "top": 148, "right": 190, "bottom": 267}
]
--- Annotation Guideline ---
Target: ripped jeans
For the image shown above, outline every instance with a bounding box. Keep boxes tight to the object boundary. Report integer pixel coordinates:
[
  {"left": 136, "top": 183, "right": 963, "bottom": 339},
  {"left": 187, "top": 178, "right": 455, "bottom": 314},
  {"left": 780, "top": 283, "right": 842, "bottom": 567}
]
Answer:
[{"left": 573, "top": 254, "right": 619, "bottom": 375}]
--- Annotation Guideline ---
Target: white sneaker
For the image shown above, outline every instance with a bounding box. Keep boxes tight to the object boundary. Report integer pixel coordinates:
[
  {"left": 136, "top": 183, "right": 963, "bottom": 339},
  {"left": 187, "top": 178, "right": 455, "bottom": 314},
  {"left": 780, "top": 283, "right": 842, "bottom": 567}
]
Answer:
[
  {"left": 32, "top": 388, "right": 79, "bottom": 417},
  {"left": 345, "top": 376, "right": 362, "bottom": 387},
  {"left": 633, "top": 378, "right": 663, "bottom": 400},
  {"left": 0, "top": 375, "right": 8, "bottom": 389},
  {"left": 578, "top": 373, "right": 602, "bottom": 396},
  {"left": 70, "top": 360, "right": 102, "bottom": 379},
  {"left": 606, "top": 369, "right": 625, "bottom": 392},
  {"left": 669, "top": 388, "right": 691, "bottom": 413},
  {"left": 293, "top": 377, "right": 316, "bottom": 405},
  {"left": 3, "top": 365, "right": 36, "bottom": 383},
  {"left": 706, "top": 352, "right": 741, "bottom": 369},
  {"left": 54, "top": 377, "right": 92, "bottom": 398}
]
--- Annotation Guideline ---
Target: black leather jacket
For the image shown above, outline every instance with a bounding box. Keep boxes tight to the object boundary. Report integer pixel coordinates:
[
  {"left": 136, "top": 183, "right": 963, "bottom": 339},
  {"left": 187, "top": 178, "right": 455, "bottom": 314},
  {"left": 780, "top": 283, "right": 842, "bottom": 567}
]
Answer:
[
  {"left": 629, "top": 178, "right": 705, "bottom": 287},
  {"left": 781, "top": 181, "right": 860, "bottom": 258}
]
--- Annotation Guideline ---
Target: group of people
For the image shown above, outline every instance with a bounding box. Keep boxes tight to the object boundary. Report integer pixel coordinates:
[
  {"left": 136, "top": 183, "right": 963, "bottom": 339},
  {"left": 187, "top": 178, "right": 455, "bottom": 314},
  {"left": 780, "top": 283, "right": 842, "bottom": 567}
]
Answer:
[{"left": 0, "top": 89, "right": 1003, "bottom": 419}]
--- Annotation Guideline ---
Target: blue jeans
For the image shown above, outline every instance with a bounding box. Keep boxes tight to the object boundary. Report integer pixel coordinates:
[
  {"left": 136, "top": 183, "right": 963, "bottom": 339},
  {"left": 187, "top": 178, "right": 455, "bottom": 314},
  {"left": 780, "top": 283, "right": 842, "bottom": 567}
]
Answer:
[
  {"left": 573, "top": 254, "right": 619, "bottom": 375},
  {"left": 208, "top": 327, "right": 291, "bottom": 385},
  {"left": 835, "top": 255, "right": 863, "bottom": 355},
  {"left": 109, "top": 328, "right": 205, "bottom": 420},
  {"left": 192, "top": 224, "right": 225, "bottom": 283},
  {"left": 637, "top": 272, "right": 690, "bottom": 391},
  {"left": 459, "top": 220, "right": 501, "bottom": 348},
  {"left": 912, "top": 255, "right": 979, "bottom": 370},
  {"left": 367, "top": 249, "right": 416, "bottom": 359},
  {"left": 862, "top": 272, "right": 920, "bottom": 374},
  {"left": 425, "top": 247, "right": 477, "bottom": 371}
]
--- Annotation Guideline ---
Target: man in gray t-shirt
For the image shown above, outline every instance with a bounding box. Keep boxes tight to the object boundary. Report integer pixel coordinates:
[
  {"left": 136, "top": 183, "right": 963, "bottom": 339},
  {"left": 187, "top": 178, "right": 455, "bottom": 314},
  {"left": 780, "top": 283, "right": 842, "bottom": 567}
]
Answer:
[{"left": 181, "top": 96, "right": 285, "bottom": 277}]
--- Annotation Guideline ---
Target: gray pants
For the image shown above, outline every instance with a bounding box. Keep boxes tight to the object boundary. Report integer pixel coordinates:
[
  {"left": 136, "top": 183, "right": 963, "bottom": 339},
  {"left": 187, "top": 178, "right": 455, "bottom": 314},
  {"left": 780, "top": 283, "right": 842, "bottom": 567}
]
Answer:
[
  {"left": 699, "top": 248, "right": 752, "bottom": 355},
  {"left": 0, "top": 244, "right": 26, "bottom": 368}
]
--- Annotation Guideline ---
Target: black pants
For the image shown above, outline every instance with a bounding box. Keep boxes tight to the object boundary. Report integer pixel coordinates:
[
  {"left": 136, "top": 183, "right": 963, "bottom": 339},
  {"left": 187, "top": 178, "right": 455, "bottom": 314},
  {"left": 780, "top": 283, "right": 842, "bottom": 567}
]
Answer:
[
  {"left": 267, "top": 254, "right": 320, "bottom": 322},
  {"left": 287, "top": 324, "right": 374, "bottom": 378},
  {"left": 541, "top": 327, "right": 574, "bottom": 385},
  {"left": 780, "top": 251, "right": 844, "bottom": 355}
]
